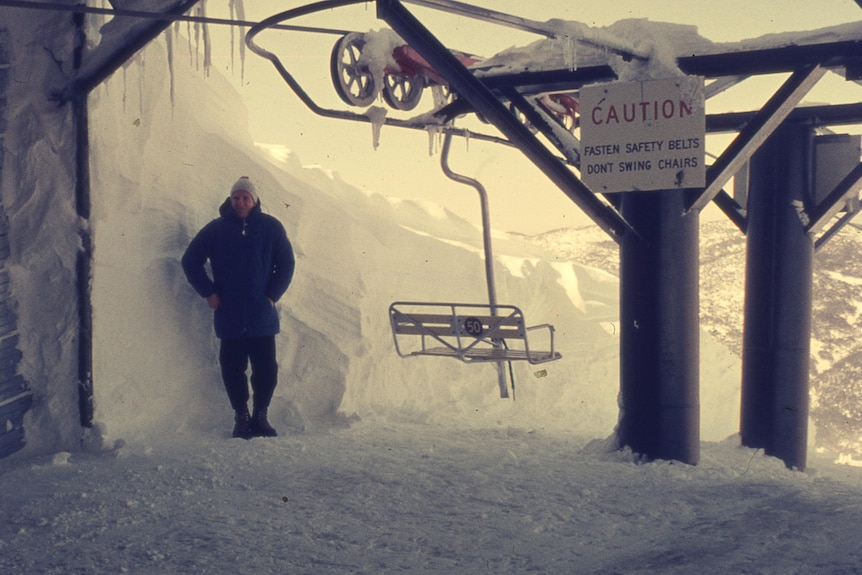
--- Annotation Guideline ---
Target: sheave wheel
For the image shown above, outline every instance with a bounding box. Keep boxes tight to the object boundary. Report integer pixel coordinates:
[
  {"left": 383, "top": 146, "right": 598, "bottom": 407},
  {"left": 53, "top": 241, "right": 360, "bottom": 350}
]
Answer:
[
  {"left": 382, "top": 74, "right": 424, "bottom": 111},
  {"left": 331, "top": 33, "right": 377, "bottom": 107}
]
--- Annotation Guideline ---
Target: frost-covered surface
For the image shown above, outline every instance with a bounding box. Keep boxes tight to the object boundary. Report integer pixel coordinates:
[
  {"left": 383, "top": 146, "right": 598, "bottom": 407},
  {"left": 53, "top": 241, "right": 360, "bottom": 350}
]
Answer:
[
  {"left": 4, "top": 425, "right": 862, "bottom": 574},
  {"left": 474, "top": 18, "right": 862, "bottom": 81},
  {"left": 475, "top": 19, "right": 714, "bottom": 81},
  {"left": 2, "top": 5, "right": 862, "bottom": 572}
]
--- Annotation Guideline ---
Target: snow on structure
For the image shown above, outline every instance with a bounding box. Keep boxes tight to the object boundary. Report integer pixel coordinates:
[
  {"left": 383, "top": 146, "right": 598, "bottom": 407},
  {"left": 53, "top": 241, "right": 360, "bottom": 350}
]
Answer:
[
  {"left": 3, "top": 0, "right": 861, "bottom": 460},
  {"left": 365, "top": 104, "right": 389, "bottom": 149}
]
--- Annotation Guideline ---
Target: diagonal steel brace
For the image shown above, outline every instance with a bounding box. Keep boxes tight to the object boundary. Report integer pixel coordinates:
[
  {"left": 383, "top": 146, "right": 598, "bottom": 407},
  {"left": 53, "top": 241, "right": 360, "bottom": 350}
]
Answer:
[
  {"left": 376, "top": 0, "right": 635, "bottom": 240},
  {"left": 688, "top": 64, "right": 826, "bottom": 214},
  {"left": 807, "top": 161, "right": 862, "bottom": 236}
]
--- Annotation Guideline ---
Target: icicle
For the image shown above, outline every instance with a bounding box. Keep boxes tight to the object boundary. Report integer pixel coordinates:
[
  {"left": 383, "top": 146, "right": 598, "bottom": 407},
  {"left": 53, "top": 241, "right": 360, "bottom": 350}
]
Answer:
[
  {"left": 365, "top": 106, "right": 388, "bottom": 150},
  {"left": 201, "top": 0, "right": 212, "bottom": 76},
  {"left": 464, "top": 128, "right": 470, "bottom": 152},
  {"left": 231, "top": 0, "right": 247, "bottom": 83},
  {"left": 189, "top": 1, "right": 213, "bottom": 76},
  {"left": 239, "top": 0, "right": 247, "bottom": 82},
  {"left": 165, "top": 28, "right": 175, "bottom": 114},
  {"left": 190, "top": 15, "right": 198, "bottom": 69},
  {"left": 228, "top": 0, "right": 236, "bottom": 75},
  {"left": 137, "top": 53, "right": 145, "bottom": 119},
  {"left": 195, "top": 4, "right": 203, "bottom": 71},
  {"left": 186, "top": 19, "right": 193, "bottom": 66},
  {"left": 426, "top": 125, "right": 443, "bottom": 156},
  {"left": 563, "top": 35, "right": 577, "bottom": 72},
  {"left": 173, "top": 20, "right": 182, "bottom": 72}
]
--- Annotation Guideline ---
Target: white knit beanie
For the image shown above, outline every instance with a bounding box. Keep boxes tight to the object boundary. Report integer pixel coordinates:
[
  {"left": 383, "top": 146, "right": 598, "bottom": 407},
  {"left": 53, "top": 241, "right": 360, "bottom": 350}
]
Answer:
[{"left": 230, "top": 176, "right": 258, "bottom": 204}]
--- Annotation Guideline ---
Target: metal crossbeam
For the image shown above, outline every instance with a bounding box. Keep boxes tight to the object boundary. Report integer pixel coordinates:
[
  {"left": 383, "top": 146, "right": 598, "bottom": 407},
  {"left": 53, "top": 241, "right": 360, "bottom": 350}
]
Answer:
[
  {"left": 815, "top": 208, "right": 861, "bottom": 251},
  {"left": 707, "top": 103, "right": 862, "bottom": 133},
  {"left": 712, "top": 189, "right": 747, "bottom": 232},
  {"left": 808, "top": 161, "right": 862, "bottom": 235},
  {"left": 688, "top": 65, "right": 827, "bottom": 213},
  {"left": 479, "top": 67, "right": 618, "bottom": 95},
  {"left": 678, "top": 40, "right": 862, "bottom": 78}
]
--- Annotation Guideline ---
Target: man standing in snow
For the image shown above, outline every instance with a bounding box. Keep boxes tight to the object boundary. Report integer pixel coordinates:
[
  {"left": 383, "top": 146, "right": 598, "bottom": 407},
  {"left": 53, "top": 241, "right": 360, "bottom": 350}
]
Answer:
[{"left": 182, "top": 176, "right": 295, "bottom": 439}]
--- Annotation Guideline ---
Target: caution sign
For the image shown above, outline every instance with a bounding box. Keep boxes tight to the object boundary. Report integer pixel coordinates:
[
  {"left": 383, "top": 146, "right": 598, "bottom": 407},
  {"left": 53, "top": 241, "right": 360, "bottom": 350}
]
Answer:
[{"left": 580, "top": 77, "right": 705, "bottom": 193}]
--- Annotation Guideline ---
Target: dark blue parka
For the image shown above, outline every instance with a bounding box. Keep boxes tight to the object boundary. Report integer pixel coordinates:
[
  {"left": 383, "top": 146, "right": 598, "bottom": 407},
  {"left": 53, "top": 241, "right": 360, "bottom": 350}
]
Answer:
[{"left": 182, "top": 198, "right": 295, "bottom": 339}]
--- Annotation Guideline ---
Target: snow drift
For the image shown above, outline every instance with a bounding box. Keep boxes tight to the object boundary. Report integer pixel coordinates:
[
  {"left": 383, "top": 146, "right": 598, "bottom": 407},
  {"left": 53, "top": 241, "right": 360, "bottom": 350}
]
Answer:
[
  {"left": 77, "top": 32, "right": 741, "bottom": 450},
  {"left": 4, "top": 8, "right": 862, "bottom": 574}
]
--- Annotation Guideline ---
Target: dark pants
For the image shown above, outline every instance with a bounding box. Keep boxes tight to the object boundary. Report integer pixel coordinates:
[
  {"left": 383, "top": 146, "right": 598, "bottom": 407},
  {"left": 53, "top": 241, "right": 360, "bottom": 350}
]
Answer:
[{"left": 219, "top": 336, "right": 278, "bottom": 413}]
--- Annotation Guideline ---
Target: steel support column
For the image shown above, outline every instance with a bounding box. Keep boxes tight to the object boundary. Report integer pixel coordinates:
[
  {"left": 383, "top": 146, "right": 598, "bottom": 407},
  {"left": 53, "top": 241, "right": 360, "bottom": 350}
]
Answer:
[
  {"left": 618, "top": 190, "right": 700, "bottom": 465},
  {"left": 740, "top": 122, "right": 814, "bottom": 470},
  {"left": 73, "top": 9, "right": 94, "bottom": 428}
]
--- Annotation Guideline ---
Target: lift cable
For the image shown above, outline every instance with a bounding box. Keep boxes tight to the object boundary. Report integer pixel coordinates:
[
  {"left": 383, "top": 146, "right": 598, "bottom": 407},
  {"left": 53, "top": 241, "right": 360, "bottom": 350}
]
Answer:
[{"left": 0, "top": 0, "right": 351, "bottom": 36}]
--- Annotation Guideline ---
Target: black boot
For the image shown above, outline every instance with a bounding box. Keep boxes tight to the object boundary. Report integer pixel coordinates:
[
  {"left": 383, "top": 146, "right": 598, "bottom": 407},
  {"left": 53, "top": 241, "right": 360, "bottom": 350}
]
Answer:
[
  {"left": 232, "top": 406, "right": 252, "bottom": 439},
  {"left": 250, "top": 408, "right": 278, "bottom": 437}
]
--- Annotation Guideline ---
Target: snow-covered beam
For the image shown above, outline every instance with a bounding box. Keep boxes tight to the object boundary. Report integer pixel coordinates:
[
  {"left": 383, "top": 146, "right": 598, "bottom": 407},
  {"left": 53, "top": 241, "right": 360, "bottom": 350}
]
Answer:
[
  {"left": 71, "top": 0, "right": 201, "bottom": 95},
  {"left": 402, "top": 0, "right": 651, "bottom": 61}
]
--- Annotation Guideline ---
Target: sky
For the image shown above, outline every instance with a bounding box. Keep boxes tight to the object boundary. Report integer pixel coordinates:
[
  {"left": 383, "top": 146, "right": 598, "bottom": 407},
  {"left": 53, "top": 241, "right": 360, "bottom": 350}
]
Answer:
[{"left": 195, "top": 0, "right": 862, "bottom": 234}]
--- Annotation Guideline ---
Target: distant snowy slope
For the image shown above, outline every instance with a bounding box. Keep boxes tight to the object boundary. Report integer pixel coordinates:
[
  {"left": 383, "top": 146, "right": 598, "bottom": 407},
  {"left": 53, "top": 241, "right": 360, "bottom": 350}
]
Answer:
[{"left": 531, "top": 220, "right": 862, "bottom": 458}]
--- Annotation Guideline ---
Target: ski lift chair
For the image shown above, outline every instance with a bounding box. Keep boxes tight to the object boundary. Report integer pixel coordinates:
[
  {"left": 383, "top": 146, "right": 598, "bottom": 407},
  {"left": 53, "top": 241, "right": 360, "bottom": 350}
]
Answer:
[{"left": 389, "top": 301, "right": 561, "bottom": 364}]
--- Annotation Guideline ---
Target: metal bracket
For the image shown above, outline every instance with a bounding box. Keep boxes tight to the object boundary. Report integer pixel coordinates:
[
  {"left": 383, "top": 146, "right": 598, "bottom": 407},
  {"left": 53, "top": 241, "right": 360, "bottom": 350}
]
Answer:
[{"left": 688, "top": 64, "right": 827, "bottom": 214}]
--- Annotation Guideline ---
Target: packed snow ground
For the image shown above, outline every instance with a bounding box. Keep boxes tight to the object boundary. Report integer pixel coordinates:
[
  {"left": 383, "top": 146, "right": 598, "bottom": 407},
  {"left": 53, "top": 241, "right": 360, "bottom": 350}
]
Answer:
[
  {"left": 3, "top": 6, "right": 862, "bottom": 573},
  {"left": 3, "top": 424, "right": 862, "bottom": 574}
]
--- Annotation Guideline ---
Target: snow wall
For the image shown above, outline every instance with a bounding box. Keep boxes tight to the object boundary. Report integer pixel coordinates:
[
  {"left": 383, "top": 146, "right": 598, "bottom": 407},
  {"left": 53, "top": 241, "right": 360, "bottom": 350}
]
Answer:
[
  {"left": 1, "top": 8, "right": 84, "bottom": 453},
  {"left": 6, "top": 21, "right": 742, "bottom": 454}
]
